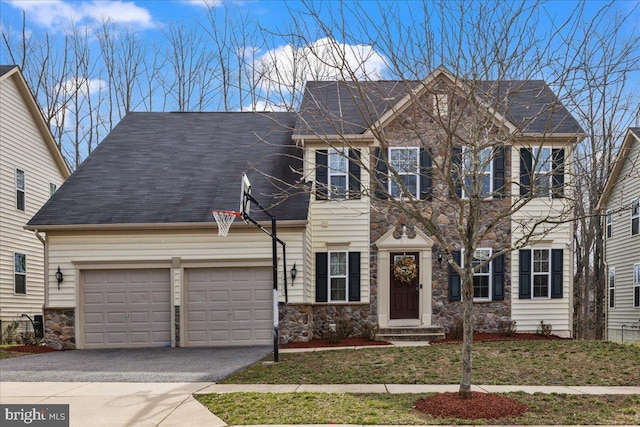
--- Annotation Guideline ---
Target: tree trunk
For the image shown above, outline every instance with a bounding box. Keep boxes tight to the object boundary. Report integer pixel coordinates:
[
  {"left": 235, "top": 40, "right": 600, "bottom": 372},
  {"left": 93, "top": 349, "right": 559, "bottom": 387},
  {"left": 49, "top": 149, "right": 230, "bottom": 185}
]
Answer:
[{"left": 459, "top": 276, "right": 474, "bottom": 399}]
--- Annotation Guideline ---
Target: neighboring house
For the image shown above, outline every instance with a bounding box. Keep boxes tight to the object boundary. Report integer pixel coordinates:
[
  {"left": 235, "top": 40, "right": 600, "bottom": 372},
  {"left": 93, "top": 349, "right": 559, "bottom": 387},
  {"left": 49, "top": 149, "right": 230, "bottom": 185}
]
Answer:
[
  {"left": 597, "top": 127, "right": 640, "bottom": 342},
  {"left": 0, "top": 65, "right": 70, "bottom": 336},
  {"left": 28, "top": 67, "right": 581, "bottom": 350}
]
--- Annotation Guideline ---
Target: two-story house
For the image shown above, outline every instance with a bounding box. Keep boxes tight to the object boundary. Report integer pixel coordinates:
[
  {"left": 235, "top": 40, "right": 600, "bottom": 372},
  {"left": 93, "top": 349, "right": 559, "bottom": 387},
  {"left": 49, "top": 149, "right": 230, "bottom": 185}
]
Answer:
[
  {"left": 27, "top": 68, "right": 581, "bottom": 350},
  {"left": 0, "top": 65, "right": 70, "bottom": 337},
  {"left": 597, "top": 127, "right": 640, "bottom": 342}
]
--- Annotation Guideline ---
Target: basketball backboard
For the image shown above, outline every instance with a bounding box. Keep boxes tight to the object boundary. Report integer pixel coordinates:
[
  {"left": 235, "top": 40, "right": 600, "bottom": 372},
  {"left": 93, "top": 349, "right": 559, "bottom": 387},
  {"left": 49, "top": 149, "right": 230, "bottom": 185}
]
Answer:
[{"left": 240, "top": 173, "right": 251, "bottom": 223}]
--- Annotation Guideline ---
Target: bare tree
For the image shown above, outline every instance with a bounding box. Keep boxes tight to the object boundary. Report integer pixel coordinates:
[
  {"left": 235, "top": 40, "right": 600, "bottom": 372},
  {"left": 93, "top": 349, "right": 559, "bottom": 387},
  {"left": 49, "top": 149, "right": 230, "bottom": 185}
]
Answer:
[
  {"left": 161, "top": 23, "right": 216, "bottom": 111},
  {"left": 559, "top": 8, "right": 640, "bottom": 340},
  {"left": 271, "top": 0, "right": 639, "bottom": 399}
]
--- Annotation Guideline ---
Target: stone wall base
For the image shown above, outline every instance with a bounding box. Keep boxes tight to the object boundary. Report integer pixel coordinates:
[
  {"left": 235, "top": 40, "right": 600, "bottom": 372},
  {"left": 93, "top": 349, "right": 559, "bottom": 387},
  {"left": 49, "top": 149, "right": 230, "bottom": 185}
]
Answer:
[
  {"left": 44, "top": 308, "right": 76, "bottom": 350},
  {"left": 279, "top": 303, "right": 373, "bottom": 344}
]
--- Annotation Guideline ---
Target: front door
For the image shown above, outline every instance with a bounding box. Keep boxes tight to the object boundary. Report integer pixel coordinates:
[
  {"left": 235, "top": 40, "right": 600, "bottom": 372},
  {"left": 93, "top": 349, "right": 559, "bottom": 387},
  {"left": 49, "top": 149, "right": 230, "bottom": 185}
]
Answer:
[{"left": 390, "top": 252, "right": 419, "bottom": 319}]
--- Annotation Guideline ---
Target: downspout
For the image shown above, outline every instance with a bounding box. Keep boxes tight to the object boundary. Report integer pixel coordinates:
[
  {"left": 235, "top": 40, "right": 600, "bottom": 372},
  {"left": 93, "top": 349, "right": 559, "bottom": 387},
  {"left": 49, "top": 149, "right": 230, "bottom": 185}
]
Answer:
[{"left": 34, "top": 230, "right": 48, "bottom": 311}]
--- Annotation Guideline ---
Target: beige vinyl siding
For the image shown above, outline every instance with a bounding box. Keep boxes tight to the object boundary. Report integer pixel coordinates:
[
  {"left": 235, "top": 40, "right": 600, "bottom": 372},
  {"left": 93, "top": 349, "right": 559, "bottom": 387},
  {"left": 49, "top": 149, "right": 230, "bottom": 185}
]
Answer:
[
  {"left": 510, "top": 143, "right": 574, "bottom": 337},
  {"left": 0, "top": 73, "right": 66, "bottom": 325},
  {"left": 604, "top": 137, "right": 640, "bottom": 341},
  {"left": 44, "top": 227, "right": 305, "bottom": 308},
  {"left": 306, "top": 145, "right": 371, "bottom": 303}
]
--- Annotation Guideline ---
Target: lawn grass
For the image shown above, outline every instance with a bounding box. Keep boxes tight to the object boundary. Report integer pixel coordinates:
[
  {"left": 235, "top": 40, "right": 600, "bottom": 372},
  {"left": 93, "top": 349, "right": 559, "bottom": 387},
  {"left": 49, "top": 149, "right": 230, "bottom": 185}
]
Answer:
[
  {"left": 195, "top": 392, "right": 640, "bottom": 425},
  {"left": 223, "top": 340, "right": 640, "bottom": 386},
  {"left": 0, "top": 345, "right": 25, "bottom": 359}
]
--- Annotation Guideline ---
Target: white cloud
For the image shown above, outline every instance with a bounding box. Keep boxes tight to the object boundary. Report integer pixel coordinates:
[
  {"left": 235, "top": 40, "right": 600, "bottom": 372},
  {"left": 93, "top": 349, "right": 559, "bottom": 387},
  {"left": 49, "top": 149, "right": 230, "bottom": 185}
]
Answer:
[
  {"left": 181, "top": 0, "right": 222, "bottom": 8},
  {"left": 253, "top": 37, "right": 388, "bottom": 96},
  {"left": 7, "top": 0, "right": 155, "bottom": 31}
]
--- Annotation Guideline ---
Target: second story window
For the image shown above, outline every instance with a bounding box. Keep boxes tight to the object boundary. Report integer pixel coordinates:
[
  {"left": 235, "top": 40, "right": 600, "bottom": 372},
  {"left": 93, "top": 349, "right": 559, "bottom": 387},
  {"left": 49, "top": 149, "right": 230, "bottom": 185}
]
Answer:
[
  {"left": 328, "top": 149, "right": 348, "bottom": 199},
  {"left": 606, "top": 211, "right": 612, "bottom": 238},
  {"left": 520, "top": 147, "right": 565, "bottom": 198},
  {"left": 463, "top": 147, "right": 493, "bottom": 198},
  {"left": 634, "top": 264, "right": 640, "bottom": 308},
  {"left": 315, "top": 149, "right": 360, "bottom": 201},
  {"left": 389, "top": 147, "right": 419, "bottom": 199},
  {"left": 16, "top": 168, "right": 25, "bottom": 211},
  {"left": 632, "top": 199, "right": 639, "bottom": 236}
]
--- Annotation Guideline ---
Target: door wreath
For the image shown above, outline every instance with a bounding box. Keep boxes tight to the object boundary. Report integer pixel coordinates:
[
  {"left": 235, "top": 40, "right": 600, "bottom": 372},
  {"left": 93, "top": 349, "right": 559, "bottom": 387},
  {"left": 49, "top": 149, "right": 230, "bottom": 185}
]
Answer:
[{"left": 393, "top": 256, "right": 418, "bottom": 284}]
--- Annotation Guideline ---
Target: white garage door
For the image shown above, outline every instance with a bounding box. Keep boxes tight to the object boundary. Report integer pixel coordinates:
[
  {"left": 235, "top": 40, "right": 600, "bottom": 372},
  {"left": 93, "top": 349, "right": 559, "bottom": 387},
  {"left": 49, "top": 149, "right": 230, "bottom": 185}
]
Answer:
[
  {"left": 186, "top": 267, "right": 272, "bottom": 346},
  {"left": 82, "top": 269, "right": 171, "bottom": 349}
]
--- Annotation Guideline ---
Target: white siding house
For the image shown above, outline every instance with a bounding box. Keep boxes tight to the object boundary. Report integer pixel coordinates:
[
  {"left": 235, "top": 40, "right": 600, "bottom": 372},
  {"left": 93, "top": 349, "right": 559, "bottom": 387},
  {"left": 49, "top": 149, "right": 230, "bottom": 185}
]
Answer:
[
  {"left": 597, "top": 127, "right": 640, "bottom": 342},
  {"left": 0, "top": 65, "right": 70, "bottom": 336}
]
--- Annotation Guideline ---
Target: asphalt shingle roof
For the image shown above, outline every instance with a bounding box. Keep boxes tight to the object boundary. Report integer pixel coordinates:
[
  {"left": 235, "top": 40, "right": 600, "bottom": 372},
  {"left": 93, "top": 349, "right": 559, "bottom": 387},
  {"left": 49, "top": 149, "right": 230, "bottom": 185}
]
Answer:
[
  {"left": 0, "top": 65, "right": 17, "bottom": 77},
  {"left": 29, "top": 112, "right": 309, "bottom": 226},
  {"left": 294, "top": 79, "right": 583, "bottom": 136}
]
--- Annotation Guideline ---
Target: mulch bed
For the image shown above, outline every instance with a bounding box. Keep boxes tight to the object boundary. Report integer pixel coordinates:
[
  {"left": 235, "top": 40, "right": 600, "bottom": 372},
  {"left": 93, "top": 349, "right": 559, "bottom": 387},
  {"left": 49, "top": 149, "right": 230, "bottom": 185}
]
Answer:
[
  {"left": 4, "top": 345, "right": 60, "bottom": 354},
  {"left": 414, "top": 391, "right": 529, "bottom": 420},
  {"left": 281, "top": 337, "right": 391, "bottom": 349}
]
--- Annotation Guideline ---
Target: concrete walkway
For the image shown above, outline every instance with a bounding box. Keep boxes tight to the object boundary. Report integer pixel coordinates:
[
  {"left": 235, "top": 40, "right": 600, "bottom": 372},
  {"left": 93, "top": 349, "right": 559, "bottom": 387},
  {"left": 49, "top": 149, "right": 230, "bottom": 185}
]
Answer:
[{"left": 2, "top": 381, "right": 639, "bottom": 427}]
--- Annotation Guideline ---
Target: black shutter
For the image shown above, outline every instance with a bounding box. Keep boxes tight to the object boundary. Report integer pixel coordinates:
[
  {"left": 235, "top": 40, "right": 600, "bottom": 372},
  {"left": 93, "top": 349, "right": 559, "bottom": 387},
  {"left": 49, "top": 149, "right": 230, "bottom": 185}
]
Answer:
[
  {"left": 520, "top": 148, "right": 532, "bottom": 196},
  {"left": 452, "top": 147, "right": 462, "bottom": 198},
  {"left": 492, "top": 254, "right": 505, "bottom": 301},
  {"left": 348, "top": 252, "right": 361, "bottom": 302},
  {"left": 448, "top": 250, "right": 461, "bottom": 301},
  {"left": 315, "top": 150, "right": 328, "bottom": 200},
  {"left": 519, "top": 249, "right": 532, "bottom": 299},
  {"left": 420, "top": 147, "right": 432, "bottom": 199},
  {"left": 374, "top": 147, "right": 388, "bottom": 199},
  {"left": 551, "top": 249, "right": 563, "bottom": 298},
  {"left": 349, "top": 149, "right": 361, "bottom": 200},
  {"left": 552, "top": 149, "right": 565, "bottom": 198},
  {"left": 493, "top": 146, "right": 505, "bottom": 197},
  {"left": 315, "top": 252, "right": 328, "bottom": 302}
]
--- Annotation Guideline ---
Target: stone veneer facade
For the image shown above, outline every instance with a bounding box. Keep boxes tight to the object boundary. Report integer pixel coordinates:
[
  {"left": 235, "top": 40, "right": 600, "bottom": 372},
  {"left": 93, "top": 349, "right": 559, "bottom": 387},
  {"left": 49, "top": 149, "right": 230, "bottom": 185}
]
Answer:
[
  {"left": 278, "top": 303, "right": 374, "bottom": 344},
  {"left": 369, "top": 87, "right": 513, "bottom": 334},
  {"left": 43, "top": 308, "right": 76, "bottom": 350}
]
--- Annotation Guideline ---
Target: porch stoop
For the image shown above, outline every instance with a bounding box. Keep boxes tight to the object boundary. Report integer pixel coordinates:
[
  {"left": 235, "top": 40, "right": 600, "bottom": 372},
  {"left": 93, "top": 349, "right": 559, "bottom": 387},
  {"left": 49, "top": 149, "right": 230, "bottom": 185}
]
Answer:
[{"left": 375, "top": 326, "right": 445, "bottom": 342}]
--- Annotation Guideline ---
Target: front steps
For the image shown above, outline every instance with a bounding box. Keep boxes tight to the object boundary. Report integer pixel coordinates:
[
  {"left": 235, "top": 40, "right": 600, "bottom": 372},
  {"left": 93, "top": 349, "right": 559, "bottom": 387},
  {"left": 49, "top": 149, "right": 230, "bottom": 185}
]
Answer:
[{"left": 375, "top": 326, "right": 445, "bottom": 342}]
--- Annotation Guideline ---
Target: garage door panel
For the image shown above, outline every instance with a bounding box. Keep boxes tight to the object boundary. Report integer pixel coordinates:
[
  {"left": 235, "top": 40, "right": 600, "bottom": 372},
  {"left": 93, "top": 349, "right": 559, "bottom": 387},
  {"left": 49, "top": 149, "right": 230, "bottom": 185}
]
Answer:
[
  {"left": 82, "top": 269, "right": 170, "bottom": 349},
  {"left": 232, "top": 290, "right": 251, "bottom": 302},
  {"left": 129, "top": 292, "right": 149, "bottom": 304},
  {"left": 186, "top": 267, "right": 272, "bottom": 346}
]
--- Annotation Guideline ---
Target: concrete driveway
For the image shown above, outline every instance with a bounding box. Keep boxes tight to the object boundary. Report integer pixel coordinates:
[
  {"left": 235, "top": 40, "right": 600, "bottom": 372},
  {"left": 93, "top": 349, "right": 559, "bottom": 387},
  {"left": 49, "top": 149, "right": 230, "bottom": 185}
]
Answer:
[{"left": 0, "top": 346, "right": 272, "bottom": 382}]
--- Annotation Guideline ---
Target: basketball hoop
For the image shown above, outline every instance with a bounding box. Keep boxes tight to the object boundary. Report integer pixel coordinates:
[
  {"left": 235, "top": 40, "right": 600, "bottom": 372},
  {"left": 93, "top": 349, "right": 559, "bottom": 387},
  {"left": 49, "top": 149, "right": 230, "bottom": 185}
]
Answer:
[{"left": 212, "top": 210, "right": 241, "bottom": 237}]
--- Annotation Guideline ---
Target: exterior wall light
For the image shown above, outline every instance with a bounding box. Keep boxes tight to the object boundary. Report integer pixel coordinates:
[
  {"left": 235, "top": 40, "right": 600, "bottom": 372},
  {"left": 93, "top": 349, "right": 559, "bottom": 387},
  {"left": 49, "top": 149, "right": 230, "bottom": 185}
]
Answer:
[
  {"left": 290, "top": 263, "right": 297, "bottom": 285},
  {"left": 55, "top": 266, "right": 64, "bottom": 290}
]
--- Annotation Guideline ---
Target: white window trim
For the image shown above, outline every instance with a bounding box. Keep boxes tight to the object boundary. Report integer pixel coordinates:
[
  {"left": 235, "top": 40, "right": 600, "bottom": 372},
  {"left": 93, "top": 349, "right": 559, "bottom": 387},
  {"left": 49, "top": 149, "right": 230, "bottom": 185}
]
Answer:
[
  {"left": 631, "top": 199, "right": 639, "bottom": 236},
  {"left": 14, "top": 252, "right": 27, "bottom": 295},
  {"left": 532, "top": 147, "right": 553, "bottom": 198},
  {"left": 388, "top": 147, "right": 420, "bottom": 200},
  {"left": 461, "top": 147, "right": 493, "bottom": 200},
  {"left": 328, "top": 148, "right": 348, "bottom": 200},
  {"left": 532, "top": 248, "right": 551, "bottom": 299},
  {"left": 634, "top": 263, "right": 640, "bottom": 308},
  {"left": 608, "top": 267, "right": 615, "bottom": 309},
  {"left": 16, "top": 168, "right": 25, "bottom": 211},
  {"left": 460, "top": 248, "right": 493, "bottom": 301},
  {"left": 328, "top": 251, "right": 348, "bottom": 303}
]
